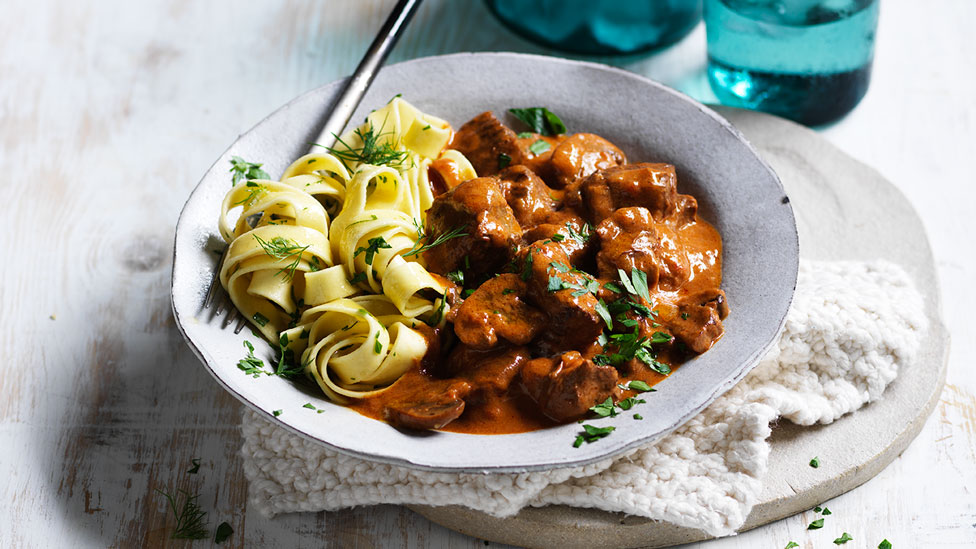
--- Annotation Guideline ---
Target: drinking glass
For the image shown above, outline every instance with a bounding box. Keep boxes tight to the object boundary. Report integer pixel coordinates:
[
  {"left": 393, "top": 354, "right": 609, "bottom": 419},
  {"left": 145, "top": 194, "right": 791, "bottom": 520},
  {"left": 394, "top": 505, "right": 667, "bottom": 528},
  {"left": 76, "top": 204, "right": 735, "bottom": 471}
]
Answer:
[
  {"left": 704, "top": 0, "right": 879, "bottom": 126},
  {"left": 485, "top": 0, "right": 703, "bottom": 56}
]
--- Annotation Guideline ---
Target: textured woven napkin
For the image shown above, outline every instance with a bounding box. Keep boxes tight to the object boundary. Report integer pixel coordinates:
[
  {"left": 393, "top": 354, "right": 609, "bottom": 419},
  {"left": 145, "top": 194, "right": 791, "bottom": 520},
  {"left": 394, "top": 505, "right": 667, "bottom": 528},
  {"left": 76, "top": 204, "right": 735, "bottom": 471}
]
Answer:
[{"left": 240, "top": 259, "right": 926, "bottom": 536}]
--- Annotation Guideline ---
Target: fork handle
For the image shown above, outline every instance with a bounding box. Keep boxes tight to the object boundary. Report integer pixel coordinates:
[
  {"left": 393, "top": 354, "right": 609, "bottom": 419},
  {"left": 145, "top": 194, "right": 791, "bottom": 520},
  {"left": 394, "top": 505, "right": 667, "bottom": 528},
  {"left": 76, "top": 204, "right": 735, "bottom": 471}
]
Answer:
[{"left": 312, "top": 0, "right": 423, "bottom": 150}]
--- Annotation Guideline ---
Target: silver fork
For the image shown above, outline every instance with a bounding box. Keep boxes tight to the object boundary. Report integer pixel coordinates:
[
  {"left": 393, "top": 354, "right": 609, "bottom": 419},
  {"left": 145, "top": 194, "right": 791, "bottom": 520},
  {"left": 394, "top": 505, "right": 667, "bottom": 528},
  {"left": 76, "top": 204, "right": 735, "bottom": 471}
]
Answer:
[{"left": 203, "top": 0, "right": 423, "bottom": 333}]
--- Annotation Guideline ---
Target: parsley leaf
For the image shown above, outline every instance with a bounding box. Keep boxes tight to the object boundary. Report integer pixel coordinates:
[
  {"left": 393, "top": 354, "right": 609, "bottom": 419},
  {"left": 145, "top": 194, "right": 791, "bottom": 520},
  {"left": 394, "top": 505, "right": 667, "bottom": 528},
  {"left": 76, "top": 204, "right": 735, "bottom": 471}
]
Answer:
[
  {"left": 215, "top": 522, "right": 233, "bottom": 543},
  {"left": 446, "top": 270, "right": 464, "bottom": 285},
  {"left": 528, "top": 139, "right": 550, "bottom": 155},
  {"left": 354, "top": 236, "right": 392, "bottom": 265},
  {"left": 784, "top": 543, "right": 799, "bottom": 549},
  {"left": 822, "top": 507, "right": 832, "bottom": 515},
  {"left": 808, "top": 518, "right": 825, "bottom": 530},
  {"left": 595, "top": 299, "right": 613, "bottom": 330},
  {"left": 498, "top": 153, "right": 512, "bottom": 169},
  {"left": 589, "top": 397, "right": 617, "bottom": 418},
  {"left": 566, "top": 222, "right": 592, "bottom": 244},
  {"left": 229, "top": 156, "right": 269, "bottom": 185},
  {"left": 833, "top": 532, "right": 853, "bottom": 545},
  {"left": 878, "top": 540, "right": 892, "bottom": 549},
  {"left": 508, "top": 107, "right": 567, "bottom": 136},
  {"left": 810, "top": 456, "right": 820, "bottom": 468},
  {"left": 626, "top": 380, "right": 654, "bottom": 392},
  {"left": 187, "top": 458, "right": 201, "bottom": 475}
]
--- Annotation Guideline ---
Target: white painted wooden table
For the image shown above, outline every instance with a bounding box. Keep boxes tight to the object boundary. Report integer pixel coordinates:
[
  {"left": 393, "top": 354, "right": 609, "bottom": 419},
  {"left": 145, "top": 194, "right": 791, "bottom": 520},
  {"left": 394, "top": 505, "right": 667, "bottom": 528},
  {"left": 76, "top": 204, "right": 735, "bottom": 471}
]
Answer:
[{"left": 1, "top": 1, "right": 973, "bottom": 547}]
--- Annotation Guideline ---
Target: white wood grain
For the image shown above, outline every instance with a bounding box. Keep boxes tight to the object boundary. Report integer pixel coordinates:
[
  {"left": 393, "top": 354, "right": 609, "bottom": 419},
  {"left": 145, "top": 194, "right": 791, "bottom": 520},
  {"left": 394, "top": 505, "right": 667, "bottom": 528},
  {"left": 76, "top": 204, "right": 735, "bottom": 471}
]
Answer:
[{"left": 0, "top": 0, "right": 972, "bottom": 547}]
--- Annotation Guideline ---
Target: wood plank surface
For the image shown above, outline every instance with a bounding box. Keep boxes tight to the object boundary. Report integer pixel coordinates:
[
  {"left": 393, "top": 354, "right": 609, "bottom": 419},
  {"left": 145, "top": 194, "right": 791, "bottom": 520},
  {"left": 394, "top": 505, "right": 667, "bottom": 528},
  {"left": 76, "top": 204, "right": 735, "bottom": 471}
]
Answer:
[{"left": 0, "top": 1, "right": 973, "bottom": 547}]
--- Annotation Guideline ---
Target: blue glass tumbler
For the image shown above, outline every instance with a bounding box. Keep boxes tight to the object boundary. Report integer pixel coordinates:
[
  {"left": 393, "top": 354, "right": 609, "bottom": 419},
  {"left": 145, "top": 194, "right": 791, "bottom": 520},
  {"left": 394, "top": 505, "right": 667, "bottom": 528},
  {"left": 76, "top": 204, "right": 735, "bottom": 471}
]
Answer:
[
  {"left": 704, "top": 0, "right": 879, "bottom": 126},
  {"left": 485, "top": 0, "right": 703, "bottom": 56}
]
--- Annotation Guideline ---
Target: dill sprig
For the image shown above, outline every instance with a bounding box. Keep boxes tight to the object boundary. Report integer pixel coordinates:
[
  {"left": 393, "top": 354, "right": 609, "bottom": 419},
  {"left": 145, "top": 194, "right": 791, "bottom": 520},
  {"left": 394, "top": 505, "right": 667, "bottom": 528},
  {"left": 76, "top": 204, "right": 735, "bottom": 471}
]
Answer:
[
  {"left": 155, "top": 488, "right": 209, "bottom": 540},
  {"left": 403, "top": 220, "right": 467, "bottom": 257},
  {"left": 253, "top": 235, "right": 309, "bottom": 280},
  {"left": 320, "top": 119, "right": 410, "bottom": 171}
]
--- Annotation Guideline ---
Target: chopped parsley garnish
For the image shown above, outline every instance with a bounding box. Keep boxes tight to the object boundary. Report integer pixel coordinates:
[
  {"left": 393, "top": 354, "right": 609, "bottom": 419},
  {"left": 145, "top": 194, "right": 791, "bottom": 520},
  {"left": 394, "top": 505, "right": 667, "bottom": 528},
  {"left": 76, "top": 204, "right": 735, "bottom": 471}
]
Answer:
[
  {"left": 424, "top": 297, "right": 448, "bottom": 326},
  {"left": 810, "top": 456, "right": 820, "bottom": 468},
  {"left": 273, "top": 333, "right": 303, "bottom": 378},
  {"left": 633, "top": 414, "right": 643, "bottom": 420},
  {"left": 229, "top": 156, "right": 269, "bottom": 185},
  {"left": 501, "top": 288, "right": 516, "bottom": 295},
  {"left": 462, "top": 289, "right": 475, "bottom": 298},
  {"left": 373, "top": 332, "right": 383, "bottom": 354},
  {"left": 215, "top": 522, "right": 234, "bottom": 544},
  {"left": 594, "top": 326, "right": 671, "bottom": 375},
  {"left": 589, "top": 397, "right": 618, "bottom": 418},
  {"left": 617, "top": 396, "right": 646, "bottom": 410},
  {"left": 272, "top": 409, "right": 282, "bottom": 417},
  {"left": 403, "top": 222, "right": 467, "bottom": 257},
  {"left": 550, "top": 233, "right": 565, "bottom": 242},
  {"left": 784, "top": 543, "right": 799, "bottom": 549},
  {"left": 348, "top": 272, "right": 368, "bottom": 285},
  {"left": 320, "top": 120, "right": 410, "bottom": 171},
  {"left": 237, "top": 341, "right": 265, "bottom": 377},
  {"left": 302, "top": 403, "right": 316, "bottom": 410},
  {"left": 187, "top": 458, "right": 201, "bottom": 475},
  {"left": 508, "top": 107, "right": 567, "bottom": 136},
  {"left": 650, "top": 331, "right": 673, "bottom": 345},
  {"left": 354, "top": 236, "right": 392, "bottom": 265},
  {"left": 516, "top": 131, "right": 534, "bottom": 138},
  {"left": 253, "top": 235, "right": 309, "bottom": 280},
  {"left": 878, "top": 540, "right": 892, "bottom": 549},
  {"left": 565, "top": 222, "right": 593, "bottom": 244},
  {"left": 528, "top": 139, "right": 550, "bottom": 155},
  {"left": 497, "top": 152, "right": 512, "bottom": 169},
  {"left": 625, "top": 380, "right": 654, "bottom": 392},
  {"left": 573, "top": 424, "right": 615, "bottom": 447},
  {"left": 808, "top": 518, "right": 825, "bottom": 530},
  {"left": 821, "top": 507, "right": 832, "bottom": 515},
  {"left": 155, "top": 489, "right": 209, "bottom": 540},
  {"left": 446, "top": 270, "right": 464, "bottom": 285},
  {"left": 232, "top": 180, "right": 265, "bottom": 207},
  {"left": 833, "top": 533, "right": 853, "bottom": 545},
  {"left": 595, "top": 299, "right": 613, "bottom": 330}
]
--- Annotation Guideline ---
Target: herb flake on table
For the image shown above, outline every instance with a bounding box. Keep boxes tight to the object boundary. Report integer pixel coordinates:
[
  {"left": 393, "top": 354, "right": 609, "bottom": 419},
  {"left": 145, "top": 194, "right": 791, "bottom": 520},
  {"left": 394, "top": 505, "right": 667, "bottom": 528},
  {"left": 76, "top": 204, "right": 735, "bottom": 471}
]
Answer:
[
  {"left": 215, "top": 521, "right": 234, "bottom": 543},
  {"left": 810, "top": 456, "right": 820, "bottom": 468},
  {"left": 808, "top": 518, "right": 825, "bottom": 530},
  {"left": 508, "top": 107, "right": 567, "bottom": 136},
  {"left": 187, "top": 458, "right": 201, "bottom": 475},
  {"left": 155, "top": 489, "right": 209, "bottom": 540},
  {"left": 229, "top": 156, "right": 269, "bottom": 185},
  {"left": 833, "top": 532, "right": 853, "bottom": 544},
  {"left": 784, "top": 543, "right": 799, "bottom": 549},
  {"left": 878, "top": 540, "right": 892, "bottom": 549}
]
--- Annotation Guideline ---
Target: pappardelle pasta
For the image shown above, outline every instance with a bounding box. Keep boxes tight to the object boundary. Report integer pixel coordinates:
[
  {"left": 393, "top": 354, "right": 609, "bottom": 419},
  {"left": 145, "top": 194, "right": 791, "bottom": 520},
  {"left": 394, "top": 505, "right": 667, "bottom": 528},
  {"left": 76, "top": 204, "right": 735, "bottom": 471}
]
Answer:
[{"left": 218, "top": 97, "right": 476, "bottom": 402}]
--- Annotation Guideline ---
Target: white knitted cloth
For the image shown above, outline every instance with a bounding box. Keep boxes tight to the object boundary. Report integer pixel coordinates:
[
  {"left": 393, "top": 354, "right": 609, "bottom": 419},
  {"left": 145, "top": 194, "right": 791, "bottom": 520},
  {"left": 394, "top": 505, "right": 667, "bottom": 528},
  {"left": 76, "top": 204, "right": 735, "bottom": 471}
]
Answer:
[{"left": 240, "top": 260, "right": 926, "bottom": 536}]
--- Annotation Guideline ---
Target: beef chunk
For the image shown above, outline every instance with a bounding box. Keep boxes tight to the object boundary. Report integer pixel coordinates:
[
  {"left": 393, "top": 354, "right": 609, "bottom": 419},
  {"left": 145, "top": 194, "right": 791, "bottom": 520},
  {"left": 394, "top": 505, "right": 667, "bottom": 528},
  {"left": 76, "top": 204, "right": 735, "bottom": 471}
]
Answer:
[
  {"left": 669, "top": 289, "right": 729, "bottom": 353},
  {"left": 521, "top": 215, "right": 595, "bottom": 269},
  {"left": 422, "top": 177, "right": 522, "bottom": 280},
  {"left": 548, "top": 133, "right": 627, "bottom": 188},
  {"left": 521, "top": 351, "right": 619, "bottom": 422},
  {"left": 454, "top": 274, "right": 546, "bottom": 349},
  {"left": 595, "top": 207, "right": 690, "bottom": 291},
  {"left": 568, "top": 163, "right": 679, "bottom": 224},
  {"left": 444, "top": 344, "right": 531, "bottom": 395},
  {"left": 518, "top": 241, "right": 603, "bottom": 354},
  {"left": 451, "top": 112, "right": 524, "bottom": 177},
  {"left": 383, "top": 379, "right": 472, "bottom": 430},
  {"left": 496, "top": 165, "right": 556, "bottom": 228}
]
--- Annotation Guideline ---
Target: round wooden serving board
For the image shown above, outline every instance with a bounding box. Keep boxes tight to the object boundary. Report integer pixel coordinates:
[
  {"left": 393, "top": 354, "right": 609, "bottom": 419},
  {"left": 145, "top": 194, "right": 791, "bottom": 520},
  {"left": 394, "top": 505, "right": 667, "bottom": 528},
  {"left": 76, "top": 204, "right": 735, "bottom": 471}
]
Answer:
[{"left": 409, "top": 107, "right": 951, "bottom": 548}]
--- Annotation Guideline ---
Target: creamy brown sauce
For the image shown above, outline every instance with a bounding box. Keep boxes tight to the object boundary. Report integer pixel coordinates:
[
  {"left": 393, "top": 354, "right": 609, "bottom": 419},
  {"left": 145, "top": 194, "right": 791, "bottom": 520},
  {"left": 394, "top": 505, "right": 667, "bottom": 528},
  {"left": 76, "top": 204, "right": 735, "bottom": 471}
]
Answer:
[{"left": 350, "top": 112, "right": 728, "bottom": 434}]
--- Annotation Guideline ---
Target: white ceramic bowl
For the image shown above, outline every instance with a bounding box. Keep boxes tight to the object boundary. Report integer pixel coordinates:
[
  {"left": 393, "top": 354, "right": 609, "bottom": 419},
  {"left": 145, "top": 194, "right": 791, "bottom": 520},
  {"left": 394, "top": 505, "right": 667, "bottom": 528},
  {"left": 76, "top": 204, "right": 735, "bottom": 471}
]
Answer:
[{"left": 171, "top": 53, "right": 797, "bottom": 472}]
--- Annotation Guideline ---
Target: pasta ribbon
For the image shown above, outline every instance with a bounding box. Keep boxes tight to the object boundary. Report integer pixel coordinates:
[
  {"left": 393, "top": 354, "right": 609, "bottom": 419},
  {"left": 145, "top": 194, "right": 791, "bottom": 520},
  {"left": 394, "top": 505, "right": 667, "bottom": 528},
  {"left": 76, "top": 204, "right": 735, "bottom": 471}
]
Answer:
[{"left": 218, "top": 97, "right": 463, "bottom": 402}]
